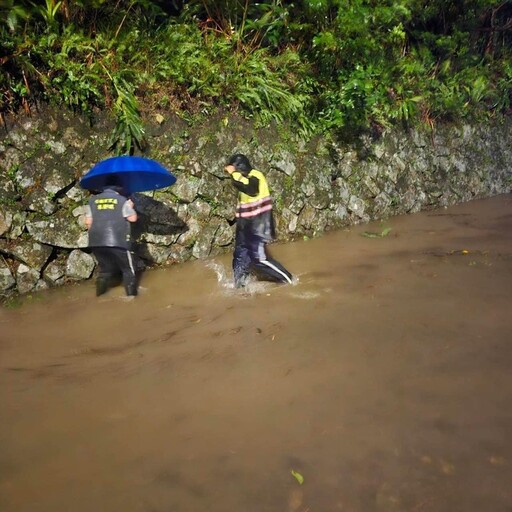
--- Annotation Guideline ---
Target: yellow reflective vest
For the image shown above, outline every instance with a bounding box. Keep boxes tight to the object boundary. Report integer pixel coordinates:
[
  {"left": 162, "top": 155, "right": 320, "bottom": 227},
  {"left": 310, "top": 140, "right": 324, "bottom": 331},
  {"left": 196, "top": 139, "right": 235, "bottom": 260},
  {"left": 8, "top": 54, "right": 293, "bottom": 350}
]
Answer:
[
  {"left": 230, "top": 169, "right": 275, "bottom": 241},
  {"left": 231, "top": 169, "right": 272, "bottom": 218}
]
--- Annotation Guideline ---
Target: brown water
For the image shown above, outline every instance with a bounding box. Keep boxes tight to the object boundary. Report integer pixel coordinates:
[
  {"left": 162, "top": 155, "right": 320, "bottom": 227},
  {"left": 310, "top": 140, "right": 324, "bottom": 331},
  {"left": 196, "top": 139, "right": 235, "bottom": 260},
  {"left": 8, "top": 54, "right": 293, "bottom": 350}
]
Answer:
[{"left": 1, "top": 195, "right": 511, "bottom": 512}]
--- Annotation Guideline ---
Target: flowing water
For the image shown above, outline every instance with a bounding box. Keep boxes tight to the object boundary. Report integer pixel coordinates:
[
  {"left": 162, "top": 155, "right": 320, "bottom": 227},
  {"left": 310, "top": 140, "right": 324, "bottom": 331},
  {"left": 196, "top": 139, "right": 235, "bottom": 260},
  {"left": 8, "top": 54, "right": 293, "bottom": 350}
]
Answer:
[{"left": 1, "top": 195, "right": 511, "bottom": 512}]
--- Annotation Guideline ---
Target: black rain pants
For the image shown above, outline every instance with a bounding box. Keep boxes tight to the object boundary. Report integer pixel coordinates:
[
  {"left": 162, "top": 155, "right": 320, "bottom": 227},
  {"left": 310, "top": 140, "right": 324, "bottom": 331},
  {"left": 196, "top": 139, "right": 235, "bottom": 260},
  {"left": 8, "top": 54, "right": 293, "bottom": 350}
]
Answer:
[
  {"left": 92, "top": 247, "right": 138, "bottom": 296},
  {"left": 232, "top": 228, "right": 292, "bottom": 288}
]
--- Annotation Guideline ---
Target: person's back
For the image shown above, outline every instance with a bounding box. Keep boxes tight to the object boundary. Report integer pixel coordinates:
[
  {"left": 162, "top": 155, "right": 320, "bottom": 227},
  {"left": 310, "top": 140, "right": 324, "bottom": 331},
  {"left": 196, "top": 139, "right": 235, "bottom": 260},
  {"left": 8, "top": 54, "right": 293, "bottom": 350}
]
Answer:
[
  {"left": 88, "top": 188, "right": 132, "bottom": 249},
  {"left": 85, "top": 185, "right": 138, "bottom": 297}
]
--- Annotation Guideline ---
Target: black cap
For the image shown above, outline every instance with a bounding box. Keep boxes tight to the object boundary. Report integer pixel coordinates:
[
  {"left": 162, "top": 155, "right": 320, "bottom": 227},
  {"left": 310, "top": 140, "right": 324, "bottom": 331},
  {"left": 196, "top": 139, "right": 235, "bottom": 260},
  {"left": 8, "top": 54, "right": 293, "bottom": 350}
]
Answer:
[{"left": 227, "top": 154, "right": 252, "bottom": 174}]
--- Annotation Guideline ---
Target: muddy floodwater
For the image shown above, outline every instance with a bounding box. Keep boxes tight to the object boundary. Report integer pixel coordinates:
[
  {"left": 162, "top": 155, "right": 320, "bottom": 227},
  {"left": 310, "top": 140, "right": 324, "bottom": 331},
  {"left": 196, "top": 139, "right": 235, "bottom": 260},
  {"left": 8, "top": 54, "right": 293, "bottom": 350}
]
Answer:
[{"left": 1, "top": 194, "right": 511, "bottom": 512}]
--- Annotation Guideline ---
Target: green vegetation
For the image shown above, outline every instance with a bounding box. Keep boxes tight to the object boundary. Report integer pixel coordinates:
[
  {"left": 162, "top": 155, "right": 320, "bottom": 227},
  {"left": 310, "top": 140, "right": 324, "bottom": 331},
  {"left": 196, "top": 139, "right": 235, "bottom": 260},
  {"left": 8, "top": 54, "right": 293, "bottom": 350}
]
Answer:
[
  {"left": 1, "top": 0, "right": 511, "bottom": 152},
  {"left": 361, "top": 226, "right": 392, "bottom": 238}
]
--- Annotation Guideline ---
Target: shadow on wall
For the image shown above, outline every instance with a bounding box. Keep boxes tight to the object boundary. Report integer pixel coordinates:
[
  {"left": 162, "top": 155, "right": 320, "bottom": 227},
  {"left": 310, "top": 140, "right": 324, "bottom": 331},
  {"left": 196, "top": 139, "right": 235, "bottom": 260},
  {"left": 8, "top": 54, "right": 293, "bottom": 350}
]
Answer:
[{"left": 130, "top": 193, "right": 188, "bottom": 267}]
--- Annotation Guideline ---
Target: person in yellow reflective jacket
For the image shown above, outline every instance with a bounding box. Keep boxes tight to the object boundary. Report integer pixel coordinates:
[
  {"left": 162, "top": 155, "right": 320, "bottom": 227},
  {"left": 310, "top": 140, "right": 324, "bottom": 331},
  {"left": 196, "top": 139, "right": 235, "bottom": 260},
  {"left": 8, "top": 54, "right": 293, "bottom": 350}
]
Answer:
[{"left": 225, "top": 153, "right": 293, "bottom": 288}]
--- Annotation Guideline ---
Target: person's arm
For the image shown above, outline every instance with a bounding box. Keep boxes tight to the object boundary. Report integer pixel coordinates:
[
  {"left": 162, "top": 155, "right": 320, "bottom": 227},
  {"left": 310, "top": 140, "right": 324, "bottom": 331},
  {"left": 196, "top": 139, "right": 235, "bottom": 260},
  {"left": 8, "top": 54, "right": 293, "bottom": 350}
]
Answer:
[
  {"left": 84, "top": 204, "right": 93, "bottom": 229},
  {"left": 225, "top": 165, "right": 259, "bottom": 197},
  {"left": 123, "top": 199, "right": 138, "bottom": 223}
]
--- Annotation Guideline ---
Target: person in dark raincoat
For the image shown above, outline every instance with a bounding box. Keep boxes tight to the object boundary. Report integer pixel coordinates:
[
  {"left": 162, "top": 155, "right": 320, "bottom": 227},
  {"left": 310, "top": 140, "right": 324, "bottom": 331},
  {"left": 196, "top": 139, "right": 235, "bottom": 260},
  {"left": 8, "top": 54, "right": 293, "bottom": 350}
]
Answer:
[
  {"left": 225, "top": 153, "right": 293, "bottom": 288},
  {"left": 84, "top": 177, "right": 138, "bottom": 297}
]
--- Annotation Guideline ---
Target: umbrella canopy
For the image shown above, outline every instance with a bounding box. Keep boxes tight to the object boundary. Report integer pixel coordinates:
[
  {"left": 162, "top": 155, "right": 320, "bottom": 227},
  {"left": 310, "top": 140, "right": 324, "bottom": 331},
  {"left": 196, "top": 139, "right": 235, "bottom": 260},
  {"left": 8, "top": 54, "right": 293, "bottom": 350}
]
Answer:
[{"left": 80, "top": 156, "right": 177, "bottom": 194}]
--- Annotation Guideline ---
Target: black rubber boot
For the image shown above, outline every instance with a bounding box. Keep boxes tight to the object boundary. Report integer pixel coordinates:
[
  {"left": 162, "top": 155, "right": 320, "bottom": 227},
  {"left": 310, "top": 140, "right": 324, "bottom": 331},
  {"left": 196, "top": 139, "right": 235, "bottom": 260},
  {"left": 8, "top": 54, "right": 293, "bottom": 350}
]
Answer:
[
  {"left": 96, "top": 277, "right": 109, "bottom": 297},
  {"left": 125, "top": 282, "right": 138, "bottom": 297}
]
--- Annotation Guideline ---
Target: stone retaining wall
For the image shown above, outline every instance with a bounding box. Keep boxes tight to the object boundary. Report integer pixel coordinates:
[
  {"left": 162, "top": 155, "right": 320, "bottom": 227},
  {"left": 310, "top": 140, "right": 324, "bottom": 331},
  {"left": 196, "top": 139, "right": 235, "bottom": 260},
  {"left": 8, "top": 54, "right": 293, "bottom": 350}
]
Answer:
[{"left": 1, "top": 109, "right": 511, "bottom": 296}]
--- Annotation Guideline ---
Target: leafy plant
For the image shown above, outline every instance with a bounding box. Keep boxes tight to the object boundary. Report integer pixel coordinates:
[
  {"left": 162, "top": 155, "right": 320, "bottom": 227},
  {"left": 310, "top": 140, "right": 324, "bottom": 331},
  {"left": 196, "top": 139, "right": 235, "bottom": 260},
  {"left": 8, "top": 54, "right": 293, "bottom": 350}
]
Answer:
[
  {"left": 0, "top": 0, "right": 510, "bottom": 146},
  {"left": 107, "top": 74, "right": 146, "bottom": 154}
]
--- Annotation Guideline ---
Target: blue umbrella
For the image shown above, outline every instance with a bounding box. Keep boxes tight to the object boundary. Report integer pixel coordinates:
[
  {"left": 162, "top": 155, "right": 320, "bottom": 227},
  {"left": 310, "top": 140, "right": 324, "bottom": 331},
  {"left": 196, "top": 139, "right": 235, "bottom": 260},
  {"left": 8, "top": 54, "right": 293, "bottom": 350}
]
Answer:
[{"left": 80, "top": 156, "right": 177, "bottom": 194}]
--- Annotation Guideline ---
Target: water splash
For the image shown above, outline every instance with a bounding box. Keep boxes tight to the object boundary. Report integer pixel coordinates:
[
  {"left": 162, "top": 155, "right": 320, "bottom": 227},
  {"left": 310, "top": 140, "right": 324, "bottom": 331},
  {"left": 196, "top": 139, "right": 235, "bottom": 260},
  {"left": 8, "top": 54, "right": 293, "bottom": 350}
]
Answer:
[
  {"left": 205, "top": 260, "right": 235, "bottom": 290},
  {"left": 205, "top": 260, "right": 264, "bottom": 296},
  {"left": 205, "top": 260, "right": 283, "bottom": 297}
]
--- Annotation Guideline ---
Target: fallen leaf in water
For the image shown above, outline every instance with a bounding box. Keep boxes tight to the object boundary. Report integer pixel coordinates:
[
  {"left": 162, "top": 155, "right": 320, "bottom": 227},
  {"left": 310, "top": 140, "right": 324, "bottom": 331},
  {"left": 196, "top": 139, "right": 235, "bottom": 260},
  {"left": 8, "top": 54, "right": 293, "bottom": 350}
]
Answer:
[
  {"left": 461, "top": 249, "right": 469, "bottom": 254},
  {"left": 440, "top": 460, "right": 455, "bottom": 475},
  {"left": 362, "top": 227, "right": 392, "bottom": 238},
  {"left": 291, "top": 470, "right": 304, "bottom": 485}
]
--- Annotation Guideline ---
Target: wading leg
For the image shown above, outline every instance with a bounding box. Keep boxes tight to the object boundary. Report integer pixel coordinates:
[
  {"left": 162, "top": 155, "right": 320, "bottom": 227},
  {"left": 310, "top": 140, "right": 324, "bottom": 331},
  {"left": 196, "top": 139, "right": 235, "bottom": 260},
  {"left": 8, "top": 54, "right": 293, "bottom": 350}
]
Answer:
[
  {"left": 251, "top": 241, "right": 293, "bottom": 284},
  {"left": 113, "top": 249, "right": 138, "bottom": 297},
  {"left": 92, "top": 248, "right": 119, "bottom": 296}
]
